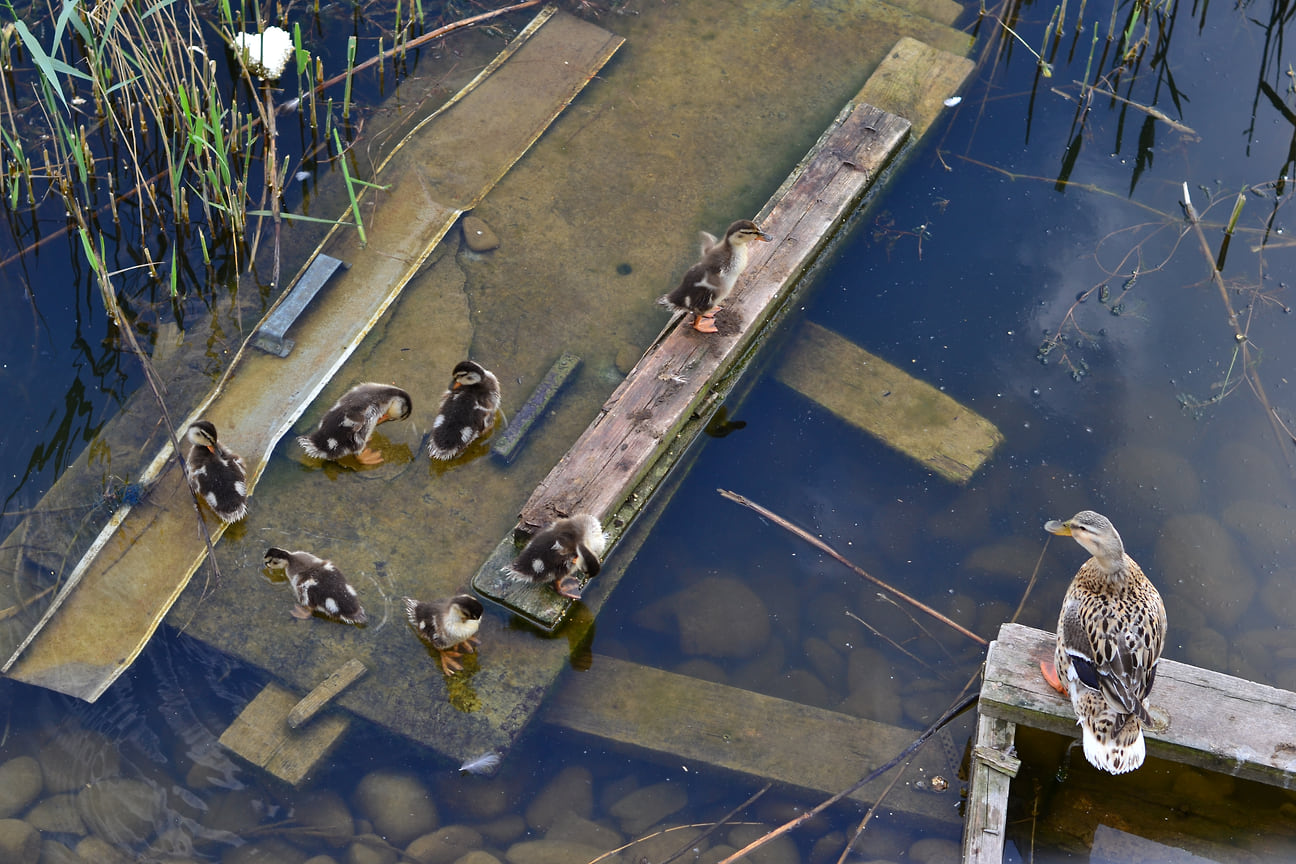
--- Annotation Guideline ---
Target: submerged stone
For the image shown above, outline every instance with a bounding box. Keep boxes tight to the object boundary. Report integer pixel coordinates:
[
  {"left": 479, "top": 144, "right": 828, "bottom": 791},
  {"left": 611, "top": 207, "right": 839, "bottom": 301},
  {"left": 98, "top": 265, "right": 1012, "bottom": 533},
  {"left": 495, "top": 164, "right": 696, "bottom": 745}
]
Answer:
[
  {"left": 0, "top": 757, "right": 42, "bottom": 819},
  {"left": 462, "top": 217, "right": 501, "bottom": 253},
  {"left": 353, "top": 771, "right": 439, "bottom": 848}
]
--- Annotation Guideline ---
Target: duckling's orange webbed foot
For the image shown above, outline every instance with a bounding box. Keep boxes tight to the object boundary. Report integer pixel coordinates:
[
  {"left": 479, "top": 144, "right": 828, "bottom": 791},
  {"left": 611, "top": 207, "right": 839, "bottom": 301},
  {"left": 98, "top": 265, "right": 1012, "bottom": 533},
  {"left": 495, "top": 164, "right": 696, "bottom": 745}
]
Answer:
[
  {"left": 457, "top": 636, "right": 482, "bottom": 655},
  {"left": 692, "top": 311, "right": 719, "bottom": 333},
  {"left": 355, "top": 448, "right": 384, "bottom": 465},
  {"left": 1040, "top": 660, "right": 1067, "bottom": 695},
  {"left": 554, "top": 575, "right": 584, "bottom": 600},
  {"left": 291, "top": 604, "right": 314, "bottom": 620},
  {"left": 438, "top": 649, "right": 465, "bottom": 675}
]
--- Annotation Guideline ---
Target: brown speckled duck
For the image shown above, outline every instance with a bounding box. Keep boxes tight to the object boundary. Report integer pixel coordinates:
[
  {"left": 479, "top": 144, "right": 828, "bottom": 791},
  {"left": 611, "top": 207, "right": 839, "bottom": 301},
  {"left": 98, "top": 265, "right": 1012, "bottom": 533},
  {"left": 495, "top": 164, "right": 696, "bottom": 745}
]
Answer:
[
  {"left": 403, "top": 594, "right": 485, "bottom": 675},
  {"left": 426, "top": 361, "right": 501, "bottom": 461},
  {"left": 263, "top": 547, "right": 368, "bottom": 625},
  {"left": 504, "top": 514, "right": 606, "bottom": 599},
  {"left": 184, "top": 421, "right": 248, "bottom": 523},
  {"left": 657, "top": 219, "right": 771, "bottom": 333},
  {"left": 1041, "top": 510, "right": 1166, "bottom": 774},
  {"left": 297, "top": 382, "right": 412, "bottom": 465}
]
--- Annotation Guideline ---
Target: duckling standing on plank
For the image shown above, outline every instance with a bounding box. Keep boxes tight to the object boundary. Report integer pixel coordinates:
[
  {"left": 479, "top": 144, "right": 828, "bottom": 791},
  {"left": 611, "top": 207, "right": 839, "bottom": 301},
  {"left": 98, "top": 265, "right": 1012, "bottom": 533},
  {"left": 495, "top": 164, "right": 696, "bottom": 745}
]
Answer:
[
  {"left": 426, "top": 361, "right": 501, "bottom": 460},
  {"left": 1041, "top": 510, "right": 1166, "bottom": 774},
  {"left": 298, "top": 382, "right": 412, "bottom": 465},
  {"left": 658, "top": 219, "right": 771, "bottom": 333},
  {"left": 403, "top": 594, "right": 485, "bottom": 675},
  {"left": 184, "top": 421, "right": 248, "bottom": 523},
  {"left": 504, "top": 514, "right": 607, "bottom": 599},
  {"left": 263, "top": 547, "right": 368, "bottom": 625}
]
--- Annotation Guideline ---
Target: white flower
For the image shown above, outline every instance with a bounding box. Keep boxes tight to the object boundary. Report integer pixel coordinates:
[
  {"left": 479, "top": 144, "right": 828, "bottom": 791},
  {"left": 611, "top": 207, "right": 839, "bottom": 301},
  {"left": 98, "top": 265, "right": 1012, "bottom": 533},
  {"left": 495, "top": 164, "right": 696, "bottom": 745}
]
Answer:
[{"left": 233, "top": 26, "right": 295, "bottom": 81}]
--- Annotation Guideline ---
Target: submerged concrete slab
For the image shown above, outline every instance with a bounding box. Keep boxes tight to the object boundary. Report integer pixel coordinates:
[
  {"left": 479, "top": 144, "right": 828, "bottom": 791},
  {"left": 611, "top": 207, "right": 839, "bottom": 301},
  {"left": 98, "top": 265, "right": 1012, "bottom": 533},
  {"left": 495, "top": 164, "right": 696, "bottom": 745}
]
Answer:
[{"left": 4, "top": 7, "right": 624, "bottom": 702}]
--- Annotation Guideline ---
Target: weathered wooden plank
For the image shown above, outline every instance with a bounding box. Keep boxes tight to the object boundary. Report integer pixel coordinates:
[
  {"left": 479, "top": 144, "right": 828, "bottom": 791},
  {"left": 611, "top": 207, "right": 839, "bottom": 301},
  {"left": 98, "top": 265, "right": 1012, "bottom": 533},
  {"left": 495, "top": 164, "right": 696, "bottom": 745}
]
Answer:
[
  {"left": 776, "top": 321, "right": 1003, "bottom": 483},
  {"left": 491, "top": 352, "right": 582, "bottom": 464},
  {"left": 543, "top": 655, "right": 961, "bottom": 825},
  {"left": 962, "top": 713, "right": 1018, "bottom": 864},
  {"left": 219, "top": 681, "right": 351, "bottom": 787},
  {"left": 981, "top": 623, "right": 1296, "bottom": 789},
  {"left": 516, "top": 101, "right": 911, "bottom": 535},
  {"left": 858, "top": 37, "right": 975, "bottom": 139},
  {"left": 4, "top": 8, "right": 625, "bottom": 702},
  {"left": 287, "top": 658, "right": 367, "bottom": 729}
]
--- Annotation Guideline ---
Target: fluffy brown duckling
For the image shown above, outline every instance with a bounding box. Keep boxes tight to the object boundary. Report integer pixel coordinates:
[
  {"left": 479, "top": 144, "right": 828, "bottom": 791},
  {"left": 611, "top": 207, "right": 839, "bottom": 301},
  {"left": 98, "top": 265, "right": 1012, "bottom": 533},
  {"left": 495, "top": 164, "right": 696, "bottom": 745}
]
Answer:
[
  {"left": 426, "top": 361, "right": 502, "bottom": 461},
  {"left": 263, "top": 547, "right": 368, "bottom": 625},
  {"left": 298, "top": 382, "right": 412, "bottom": 465},
  {"left": 504, "top": 514, "right": 607, "bottom": 599},
  {"left": 658, "top": 219, "right": 771, "bottom": 333},
  {"left": 184, "top": 420, "right": 248, "bottom": 523},
  {"left": 403, "top": 594, "right": 485, "bottom": 675}
]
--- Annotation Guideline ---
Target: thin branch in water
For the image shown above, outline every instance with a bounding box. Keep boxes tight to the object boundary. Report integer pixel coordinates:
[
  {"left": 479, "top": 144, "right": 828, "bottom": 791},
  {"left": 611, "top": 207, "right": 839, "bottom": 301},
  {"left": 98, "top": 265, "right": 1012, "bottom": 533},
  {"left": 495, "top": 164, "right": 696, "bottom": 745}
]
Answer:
[{"left": 718, "top": 489, "right": 987, "bottom": 646}]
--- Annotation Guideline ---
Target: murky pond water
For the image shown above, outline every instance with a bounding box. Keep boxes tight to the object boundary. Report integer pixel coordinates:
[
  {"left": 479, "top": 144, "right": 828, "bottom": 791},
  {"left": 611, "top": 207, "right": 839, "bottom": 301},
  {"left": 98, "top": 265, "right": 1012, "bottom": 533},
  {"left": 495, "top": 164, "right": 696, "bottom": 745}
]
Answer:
[{"left": 6, "top": 0, "right": 1296, "bottom": 860}]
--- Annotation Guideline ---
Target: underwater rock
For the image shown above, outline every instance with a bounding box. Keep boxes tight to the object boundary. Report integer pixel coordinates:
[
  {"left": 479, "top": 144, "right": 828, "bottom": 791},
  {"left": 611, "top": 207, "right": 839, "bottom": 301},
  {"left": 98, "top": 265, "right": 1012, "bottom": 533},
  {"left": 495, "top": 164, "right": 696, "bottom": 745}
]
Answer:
[
  {"left": 223, "top": 836, "right": 310, "bottom": 863},
  {"left": 347, "top": 833, "right": 398, "bottom": 864},
  {"left": 841, "top": 645, "right": 903, "bottom": 725},
  {"left": 0, "top": 757, "right": 43, "bottom": 819},
  {"left": 0, "top": 819, "right": 39, "bottom": 864},
  {"left": 908, "top": 836, "right": 959, "bottom": 863},
  {"left": 673, "top": 657, "right": 727, "bottom": 683},
  {"left": 453, "top": 853, "right": 503, "bottom": 864},
  {"left": 76, "top": 777, "right": 164, "bottom": 846},
  {"left": 504, "top": 839, "right": 606, "bottom": 864},
  {"left": 725, "top": 824, "right": 798, "bottom": 864},
  {"left": 302, "top": 855, "right": 343, "bottom": 864},
  {"left": 38, "top": 727, "right": 120, "bottom": 793},
  {"left": 802, "top": 636, "right": 845, "bottom": 692},
  {"left": 472, "top": 814, "right": 526, "bottom": 846},
  {"left": 765, "top": 668, "right": 833, "bottom": 710},
  {"left": 1222, "top": 500, "right": 1296, "bottom": 567},
  {"left": 25, "top": 793, "right": 84, "bottom": 835},
  {"left": 1156, "top": 514, "right": 1254, "bottom": 629},
  {"left": 353, "top": 771, "right": 439, "bottom": 848},
  {"left": 608, "top": 781, "right": 687, "bottom": 836},
  {"left": 678, "top": 576, "right": 770, "bottom": 659},
  {"left": 697, "top": 845, "right": 738, "bottom": 864},
  {"left": 75, "top": 835, "right": 134, "bottom": 864},
  {"left": 438, "top": 773, "right": 521, "bottom": 822},
  {"left": 39, "top": 838, "right": 83, "bottom": 864},
  {"left": 525, "top": 766, "right": 593, "bottom": 831},
  {"left": 543, "top": 812, "right": 623, "bottom": 850},
  {"left": 405, "top": 825, "right": 484, "bottom": 864},
  {"left": 1101, "top": 445, "right": 1201, "bottom": 514},
  {"left": 1209, "top": 441, "right": 1295, "bottom": 508},
  {"left": 462, "top": 217, "right": 501, "bottom": 253},
  {"left": 201, "top": 788, "right": 267, "bottom": 838},
  {"left": 294, "top": 789, "right": 354, "bottom": 847}
]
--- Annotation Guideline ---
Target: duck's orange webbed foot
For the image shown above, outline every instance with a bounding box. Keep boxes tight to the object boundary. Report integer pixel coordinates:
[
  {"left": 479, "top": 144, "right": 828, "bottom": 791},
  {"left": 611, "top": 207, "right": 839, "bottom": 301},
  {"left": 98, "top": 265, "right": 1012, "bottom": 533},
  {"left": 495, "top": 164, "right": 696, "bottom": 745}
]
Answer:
[
  {"left": 458, "top": 636, "right": 482, "bottom": 655},
  {"left": 1040, "top": 660, "right": 1067, "bottom": 695},
  {"left": 555, "top": 575, "right": 584, "bottom": 600},
  {"left": 692, "top": 310, "right": 719, "bottom": 333},
  {"left": 355, "top": 447, "right": 384, "bottom": 465},
  {"left": 291, "top": 604, "right": 314, "bottom": 620}
]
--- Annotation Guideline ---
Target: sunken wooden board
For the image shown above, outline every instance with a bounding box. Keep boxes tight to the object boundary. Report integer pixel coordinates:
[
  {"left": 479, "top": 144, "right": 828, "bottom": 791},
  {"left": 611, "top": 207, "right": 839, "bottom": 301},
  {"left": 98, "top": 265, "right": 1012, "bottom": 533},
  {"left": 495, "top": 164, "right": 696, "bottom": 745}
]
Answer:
[
  {"left": 4, "top": 7, "right": 625, "bottom": 701},
  {"left": 475, "top": 88, "right": 913, "bottom": 627},
  {"left": 980, "top": 623, "right": 1296, "bottom": 788},
  {"left": 776, "top": 321, "right": 1003, "bottom": 483},
  {"left": 219, "top": 680, "right": 353, "bottom": 787},
  {"left": 543, "top": 655, "right": 961, "bottom": 826}
]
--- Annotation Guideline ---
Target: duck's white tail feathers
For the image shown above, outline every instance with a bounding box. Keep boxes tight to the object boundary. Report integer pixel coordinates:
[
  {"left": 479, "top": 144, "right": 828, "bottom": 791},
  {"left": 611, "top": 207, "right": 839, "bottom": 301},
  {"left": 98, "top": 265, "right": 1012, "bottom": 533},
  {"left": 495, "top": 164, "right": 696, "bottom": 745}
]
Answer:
[{"left": 1073, "top": 688, "right": 1146, "bottom": 774}]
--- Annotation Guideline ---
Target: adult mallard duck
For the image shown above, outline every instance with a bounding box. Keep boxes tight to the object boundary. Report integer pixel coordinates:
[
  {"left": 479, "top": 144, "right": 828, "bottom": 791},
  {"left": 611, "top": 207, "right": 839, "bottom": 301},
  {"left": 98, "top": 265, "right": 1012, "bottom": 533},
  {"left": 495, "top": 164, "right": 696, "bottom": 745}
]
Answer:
[
  {"left": 426, "top": 361, "right": 501, "bottom": 461},
  {"left": 1041, "top": 510, "right": 1166, "bottom": 774},
  {"left": 403, "top": 594, "right": 484, "bottom": 675},
  {"left": 297, "top": 382, "right": 412, "bottom": 465},
  {"left": 184, "top": 421, "right": 248, "bottom": 523},
  {"left": 504, "top": 514, "right": 606, "bottom": 599},
  {"left": 658, "top": 219, "right": 771, "bottom": 333},
  {"left": 263, "top": 547, "right": 368, "bottom": 625}
]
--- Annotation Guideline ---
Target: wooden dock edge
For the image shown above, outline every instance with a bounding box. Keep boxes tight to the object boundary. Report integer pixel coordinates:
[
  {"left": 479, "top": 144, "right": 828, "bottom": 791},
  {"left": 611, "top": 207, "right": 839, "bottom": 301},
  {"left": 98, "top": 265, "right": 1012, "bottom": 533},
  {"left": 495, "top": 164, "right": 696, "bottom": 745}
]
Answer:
[
  {"left": 963, "top": 622, "right": 1296, "bottom": 862},
  {"left": 543, "top": 655, "right": 962, "bottom": 826},
  {"left": 476, "top": 38, "right": 976, "bottom": 627}
]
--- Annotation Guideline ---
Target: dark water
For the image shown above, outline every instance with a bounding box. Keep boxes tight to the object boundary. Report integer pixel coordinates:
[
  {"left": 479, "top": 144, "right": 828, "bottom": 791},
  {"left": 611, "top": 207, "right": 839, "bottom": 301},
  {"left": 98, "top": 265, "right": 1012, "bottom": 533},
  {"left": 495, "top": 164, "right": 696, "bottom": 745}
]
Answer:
[{"left": 5, "top": 0, "right": 1296, "bottom": 861}]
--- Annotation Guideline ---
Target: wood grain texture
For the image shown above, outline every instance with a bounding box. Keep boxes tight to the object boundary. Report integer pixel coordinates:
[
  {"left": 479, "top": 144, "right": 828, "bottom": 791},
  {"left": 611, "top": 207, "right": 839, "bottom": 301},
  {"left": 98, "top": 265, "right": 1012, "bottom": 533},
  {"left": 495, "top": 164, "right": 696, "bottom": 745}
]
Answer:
[
  {"left": 981, "top": 623, "right": 1296, "bottom": 788},
  {"left": 219, "top": 681, "right": 350, "bottom": 786}
]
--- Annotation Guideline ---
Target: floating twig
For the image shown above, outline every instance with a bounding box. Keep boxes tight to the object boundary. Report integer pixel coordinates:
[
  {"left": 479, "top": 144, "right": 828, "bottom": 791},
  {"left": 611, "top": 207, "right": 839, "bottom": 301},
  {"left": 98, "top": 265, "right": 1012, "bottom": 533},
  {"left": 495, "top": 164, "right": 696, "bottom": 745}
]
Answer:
[{"left": 718, "top": 489, "right": 987, "bottom": 646}]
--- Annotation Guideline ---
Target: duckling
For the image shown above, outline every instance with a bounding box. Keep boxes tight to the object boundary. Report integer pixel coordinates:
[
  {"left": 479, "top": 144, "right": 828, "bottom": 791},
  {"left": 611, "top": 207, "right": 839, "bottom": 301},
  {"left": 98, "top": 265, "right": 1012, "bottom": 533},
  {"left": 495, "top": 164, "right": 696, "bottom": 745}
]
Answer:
[
  {"left": 403, "top": 594, "right": 485, "bottom": 675},
  {"left": 184, "top": 421, "right": 248, "bottom": 523},
  {"left": 426, "top": 361, "right": 501, "bottom": 461},
  {"left": 263, "top": 547, "right": 368, "bottom": 625},
  {"left": 658, "top": 219, "right": 771, "bottom": 333},
  {"left": 298, "top": 383, "right": 412, "bottom": 465},
  {"left": 504, "top": 514, "right": 606, "bottom": 599},
  {"left": 1041, "top": 510, "right": 1166, "bottom": 774}
]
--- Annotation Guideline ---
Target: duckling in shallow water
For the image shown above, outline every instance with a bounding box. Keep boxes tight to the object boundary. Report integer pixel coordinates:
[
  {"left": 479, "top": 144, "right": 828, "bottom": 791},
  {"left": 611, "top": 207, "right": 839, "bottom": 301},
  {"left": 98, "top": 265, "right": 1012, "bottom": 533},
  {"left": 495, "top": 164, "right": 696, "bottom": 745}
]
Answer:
[
  {"left": 403, "top": 594, "right": 484, "bottom": 675},
  {"left": 297, "top": 382, "right": 412, "bottom": 465},
  {"left": 426, "top": 361, "right": 501, "bottom": 461},
  {"left": 1042, "top": 510, "right": 1166, "bottom": 774},
  {"left": 263, "top": 547, "right": 368, "bottom": 625},
  {"left": 184, "top": 421, "right": 248, "bottom": 523},
  {"left": 658, "top": 219, "right": 771, "bottom": 333},
  {"left": 504, "top": 514, "right": 607, "bottom": 599}
]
